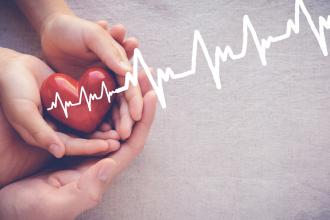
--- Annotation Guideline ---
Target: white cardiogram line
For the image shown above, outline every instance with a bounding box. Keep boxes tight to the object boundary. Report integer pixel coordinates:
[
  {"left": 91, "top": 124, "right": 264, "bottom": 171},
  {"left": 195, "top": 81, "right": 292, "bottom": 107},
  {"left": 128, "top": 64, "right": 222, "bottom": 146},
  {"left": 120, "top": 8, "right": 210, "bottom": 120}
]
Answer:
[{"left": 48, "top": 0, "right": 330, "bottom": 118}]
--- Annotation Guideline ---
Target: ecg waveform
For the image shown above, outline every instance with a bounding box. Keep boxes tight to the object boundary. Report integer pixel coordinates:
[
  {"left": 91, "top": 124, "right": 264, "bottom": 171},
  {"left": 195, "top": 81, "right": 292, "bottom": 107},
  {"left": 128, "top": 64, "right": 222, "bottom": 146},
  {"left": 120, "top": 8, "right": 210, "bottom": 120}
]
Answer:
[{"left": 47, "top": 0, "right": 330, "bottom": 118}]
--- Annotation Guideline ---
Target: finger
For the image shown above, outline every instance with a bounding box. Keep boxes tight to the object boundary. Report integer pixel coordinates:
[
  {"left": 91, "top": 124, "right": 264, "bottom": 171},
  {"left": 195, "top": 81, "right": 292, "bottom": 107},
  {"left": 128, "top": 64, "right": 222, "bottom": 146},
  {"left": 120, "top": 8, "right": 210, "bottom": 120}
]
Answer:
[
  {"left": 96, "top": 20, "right": 109, "bottom": 30},
  {"left": 123, "top": 37, "right": 139, "bottom": 59},
  {"left": 138, "top": 68, "right": 154, "bottom": 95},
  {"left": 111, "top": 104, "right": 121, "bottom": 133},
  {"left": 120, "top": 91, "right": 157, "bottom": 155},
  {"left": 59, "top": 94, "right": 156, "bottom": 216},
  {"left": 105, "top": 91, "right": 157, "bottom": 176},
  {"left": 85, "top": 26, "right": 131, "bottom": 76},
  {"left": 76, "top": 158, "right": 118, "bottom": 204},
  {"left": 4, "top": 100, "right": 65, "bottom": 158},
  {"left": 109, "top": 24, "right": 126, "bottom": 45},
  {"left": 0, "top": 61, "right": 67, "bottom": 158},
  {"left": 89, "top": 130, "right": 120, "bottom": 140},
  {"left": 118, "top": 95, "right": 134, "bottom": 140},
  {"left": 117, "top": 75, "right": 143, "bottom": 121},
  {"left": 99, "top": 122, "right": 112, "bottom": 132},
  {"left": 57, "top": 132, "right": 120, "bottom": 155},
  {"left": 113, "top": 94, "right": 134, "bottom": 140}
]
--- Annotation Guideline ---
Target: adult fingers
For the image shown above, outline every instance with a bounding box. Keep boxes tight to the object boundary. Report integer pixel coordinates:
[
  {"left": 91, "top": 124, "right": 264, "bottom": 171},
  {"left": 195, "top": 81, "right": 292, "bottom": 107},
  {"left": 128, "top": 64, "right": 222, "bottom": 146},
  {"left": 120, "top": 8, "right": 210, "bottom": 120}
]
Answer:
[
  {"left": 77, "top": 158, "right": 118, "bottom": 203},
  {"left": 59, "top": 94, "right": 156, "bottom": 215},
  {"left": 105, "top": 91, "right": 157, "bottom": 176},
  {"left": 52, "top": 158, "right": 118, "bottom": 217}
]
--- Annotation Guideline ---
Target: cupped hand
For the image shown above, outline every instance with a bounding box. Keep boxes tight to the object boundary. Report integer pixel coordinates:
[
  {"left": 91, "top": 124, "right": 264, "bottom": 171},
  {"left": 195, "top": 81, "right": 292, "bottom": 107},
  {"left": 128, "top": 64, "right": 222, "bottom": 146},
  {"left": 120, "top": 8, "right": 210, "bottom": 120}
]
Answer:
[
  {"left": 41, "top": 14, "right": 143, "bottom": 138},
  {"left": 0, "top": 103, "right": 50, "bottom": 187},
  {"left": 0, "top": 73, "right": 157, "bottom": 220},
  {"left": 0, "top": 49, "right": 121, "bottom": 159}
]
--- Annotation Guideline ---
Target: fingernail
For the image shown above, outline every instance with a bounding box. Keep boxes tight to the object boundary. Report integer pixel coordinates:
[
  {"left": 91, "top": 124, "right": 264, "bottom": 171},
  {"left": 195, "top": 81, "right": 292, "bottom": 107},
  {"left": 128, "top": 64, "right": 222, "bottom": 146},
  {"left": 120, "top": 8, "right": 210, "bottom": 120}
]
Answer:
[
  {"left": 97, "top": 162, "right": 115, "bottom": 182},
  {"left": 49, "top": 144, "right": 64, "bottom": 158},
  {"left": 120, "top": 61, "right": 132, "bottom": 72}
]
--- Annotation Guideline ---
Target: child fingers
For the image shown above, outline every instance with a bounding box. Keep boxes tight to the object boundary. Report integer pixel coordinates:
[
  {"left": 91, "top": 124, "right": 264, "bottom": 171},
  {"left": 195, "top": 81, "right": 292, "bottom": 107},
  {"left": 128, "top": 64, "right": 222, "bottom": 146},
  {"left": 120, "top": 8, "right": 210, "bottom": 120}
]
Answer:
[
  {"left": 56, "top": 132, "right": 120, "bottom": 156},
  {"left": 85, "top": 26, "right": 130, "bottom": 76},
  {"left": 123, "top": 37, "right": 139, "bottom": 59},
  {"left": 116, "top": 75, "right": 143, "bottom": 121},
  {"left": 109, "top": 24, "right": 126, "bottom": 45},
  {"left": 89, "top": 130, "right": 120, "bottom": 140},
  {"left": 6, "top": 101, "right": 65, "bottom": 158}
]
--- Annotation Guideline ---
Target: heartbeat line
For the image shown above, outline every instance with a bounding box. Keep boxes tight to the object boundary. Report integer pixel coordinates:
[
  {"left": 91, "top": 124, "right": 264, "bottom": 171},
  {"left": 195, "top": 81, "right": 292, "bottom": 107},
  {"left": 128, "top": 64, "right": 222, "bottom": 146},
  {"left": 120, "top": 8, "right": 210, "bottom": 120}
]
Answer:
[{"left": 47, "top": 0, "right": 330, "bottom": 118}]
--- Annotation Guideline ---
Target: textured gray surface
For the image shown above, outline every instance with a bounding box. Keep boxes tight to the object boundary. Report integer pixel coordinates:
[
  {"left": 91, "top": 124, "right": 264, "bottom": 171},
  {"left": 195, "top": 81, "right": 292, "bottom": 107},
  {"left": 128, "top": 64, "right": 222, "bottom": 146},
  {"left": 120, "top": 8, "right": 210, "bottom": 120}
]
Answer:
[{"left": 1, "top": 0, "right": 330, "bottom": 219}]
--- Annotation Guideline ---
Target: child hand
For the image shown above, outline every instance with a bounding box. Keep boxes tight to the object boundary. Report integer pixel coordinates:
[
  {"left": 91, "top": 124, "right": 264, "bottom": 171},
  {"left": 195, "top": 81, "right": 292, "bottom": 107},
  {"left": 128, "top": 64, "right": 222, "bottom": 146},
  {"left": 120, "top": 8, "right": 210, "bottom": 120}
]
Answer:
[
  {"left": 0, "top": 48, "right": 121, "bottom": 158},
  {"left": 41, "top": 14, "right": 143, "bottom": 134}
]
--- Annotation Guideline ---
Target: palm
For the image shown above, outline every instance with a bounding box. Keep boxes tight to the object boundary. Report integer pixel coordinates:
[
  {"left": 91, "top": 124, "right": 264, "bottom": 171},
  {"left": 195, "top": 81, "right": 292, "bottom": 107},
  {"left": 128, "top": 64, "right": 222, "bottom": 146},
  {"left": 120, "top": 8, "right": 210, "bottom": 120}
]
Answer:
[
  {"left": 0, "top": 159, "right": 96, "bottom": 220},
  {"left": 0, "top": 79, "right": 157, "bottom": 219}
]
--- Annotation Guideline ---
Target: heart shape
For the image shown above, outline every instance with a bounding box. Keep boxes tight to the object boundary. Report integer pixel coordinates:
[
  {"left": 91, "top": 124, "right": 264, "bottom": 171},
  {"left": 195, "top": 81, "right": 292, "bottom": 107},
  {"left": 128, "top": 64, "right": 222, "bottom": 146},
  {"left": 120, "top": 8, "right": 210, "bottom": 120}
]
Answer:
[{"left": 41, "top": 67, "right": 117, "bottom": 133}]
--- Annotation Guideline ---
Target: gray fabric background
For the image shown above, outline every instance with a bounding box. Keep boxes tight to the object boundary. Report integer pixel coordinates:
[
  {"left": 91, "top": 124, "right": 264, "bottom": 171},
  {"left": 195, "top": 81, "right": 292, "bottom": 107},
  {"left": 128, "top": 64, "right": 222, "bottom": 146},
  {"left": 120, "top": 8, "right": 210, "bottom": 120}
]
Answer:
[{"left": 1, "top": 0, "right": 330, "bottom": 219}]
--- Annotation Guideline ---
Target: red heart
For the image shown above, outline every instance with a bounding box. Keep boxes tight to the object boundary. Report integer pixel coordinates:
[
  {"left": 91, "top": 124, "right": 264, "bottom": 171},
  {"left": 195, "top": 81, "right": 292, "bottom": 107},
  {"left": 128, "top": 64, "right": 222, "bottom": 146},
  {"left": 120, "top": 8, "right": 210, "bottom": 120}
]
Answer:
[{"left": 40, "top": 67, "right": 117, "bottom": 133}]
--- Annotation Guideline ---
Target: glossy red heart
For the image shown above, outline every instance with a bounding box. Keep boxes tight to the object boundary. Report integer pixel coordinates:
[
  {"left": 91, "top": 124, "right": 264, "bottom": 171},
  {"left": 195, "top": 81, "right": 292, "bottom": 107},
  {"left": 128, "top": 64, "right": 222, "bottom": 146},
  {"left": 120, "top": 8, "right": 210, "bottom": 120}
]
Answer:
[{"left": 40, "top": 67, "right": 116, "bottom": 133}]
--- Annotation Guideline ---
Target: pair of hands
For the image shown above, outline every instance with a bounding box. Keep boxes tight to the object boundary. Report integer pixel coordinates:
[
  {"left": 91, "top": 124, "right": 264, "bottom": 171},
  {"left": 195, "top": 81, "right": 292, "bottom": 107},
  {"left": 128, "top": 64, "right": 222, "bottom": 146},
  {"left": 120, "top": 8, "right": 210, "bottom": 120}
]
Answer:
[
  {"left": 0, "top": 74, "right": 156, "bottom": 220},
  {"left": 0, "top": 13, "right": 157, "bottom": 219},
  {"left": 0, "top": 14, "right": 146, "bottom": 184}
]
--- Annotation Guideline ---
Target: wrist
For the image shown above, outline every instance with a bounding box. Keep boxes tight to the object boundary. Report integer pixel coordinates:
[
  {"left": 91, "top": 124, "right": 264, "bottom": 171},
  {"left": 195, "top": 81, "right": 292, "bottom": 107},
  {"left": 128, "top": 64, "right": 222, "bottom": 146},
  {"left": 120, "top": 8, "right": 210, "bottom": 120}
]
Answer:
[
  {"left": 15, "top": 0, "right": 75, "bottom": 36},
  {"left": 40, "top": 12, "right": 75, "bottom": 38}
]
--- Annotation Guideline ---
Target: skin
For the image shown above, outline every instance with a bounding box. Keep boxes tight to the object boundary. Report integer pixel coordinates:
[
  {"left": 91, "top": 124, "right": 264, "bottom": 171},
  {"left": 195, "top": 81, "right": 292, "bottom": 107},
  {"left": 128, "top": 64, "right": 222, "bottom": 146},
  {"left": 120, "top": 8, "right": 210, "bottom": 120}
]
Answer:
[
  {"left": 0, "top": 49, "right": 122, "bottom": 186},
  {"left": 0, "top": 23, "right": 144, "bottom": 186},
  {"left": 16, "top": 0, "right": 143, "bottom": 140},
  {"left": 0, "top": 1, "right": 155, "bottom": 218},
  {"left": 0, "top": 77, "right": 157, "bottom": 219},
  {"left": 0, "top": 103, "right": 51, "bottom": 188}
]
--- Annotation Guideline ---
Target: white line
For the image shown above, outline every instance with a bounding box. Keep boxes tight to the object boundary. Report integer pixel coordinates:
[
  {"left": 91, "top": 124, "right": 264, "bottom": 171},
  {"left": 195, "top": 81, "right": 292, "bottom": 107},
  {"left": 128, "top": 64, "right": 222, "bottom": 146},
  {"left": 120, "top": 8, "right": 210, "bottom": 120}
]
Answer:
[{"left": 47, "top": 0, "right": 330, "bottom": 118}]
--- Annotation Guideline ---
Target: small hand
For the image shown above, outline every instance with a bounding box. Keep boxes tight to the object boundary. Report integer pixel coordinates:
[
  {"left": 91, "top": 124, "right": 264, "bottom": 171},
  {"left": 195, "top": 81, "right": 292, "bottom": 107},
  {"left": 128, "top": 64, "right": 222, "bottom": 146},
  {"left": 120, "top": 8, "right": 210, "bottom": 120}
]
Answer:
[
  {"left": 41, "top": 14, "right": 143, "bottom": 128},
  {"left": 0, "top": 49, "right": 121, "bottom": 159},
  {"left": 0, "top": 73, "right": 157, "bottom": 220}
]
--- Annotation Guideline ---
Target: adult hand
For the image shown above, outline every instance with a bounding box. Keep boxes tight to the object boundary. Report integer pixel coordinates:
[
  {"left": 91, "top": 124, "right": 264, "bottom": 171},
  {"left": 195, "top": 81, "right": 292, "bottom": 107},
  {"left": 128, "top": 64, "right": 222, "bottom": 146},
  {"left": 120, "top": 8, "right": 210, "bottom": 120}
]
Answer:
[
  {"left": 0, "top": 73, "right": 157, "bottom": 220},
  {"left": 0, "top": 102, "right": 50, "bottom": 187},
  {"left": 0, "top": 48, "right": 121, "bottom": 159}
]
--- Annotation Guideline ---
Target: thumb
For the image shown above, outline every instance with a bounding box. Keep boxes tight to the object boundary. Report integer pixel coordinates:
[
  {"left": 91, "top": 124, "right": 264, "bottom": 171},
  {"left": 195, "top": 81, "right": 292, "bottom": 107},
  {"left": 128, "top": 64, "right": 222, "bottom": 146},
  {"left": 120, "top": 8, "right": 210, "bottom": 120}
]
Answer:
[
  {"left": 5, "top": 100, "right": 65, "bottom": 158},
  {"left": 85, "top": 24, "right": 131, "bottom": 76},
  {"left": 51, "top": 159, "right": 116, "bottom": 219},
  {"left": 77, "top": 158, "right": 118, "bottom": 202}
]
